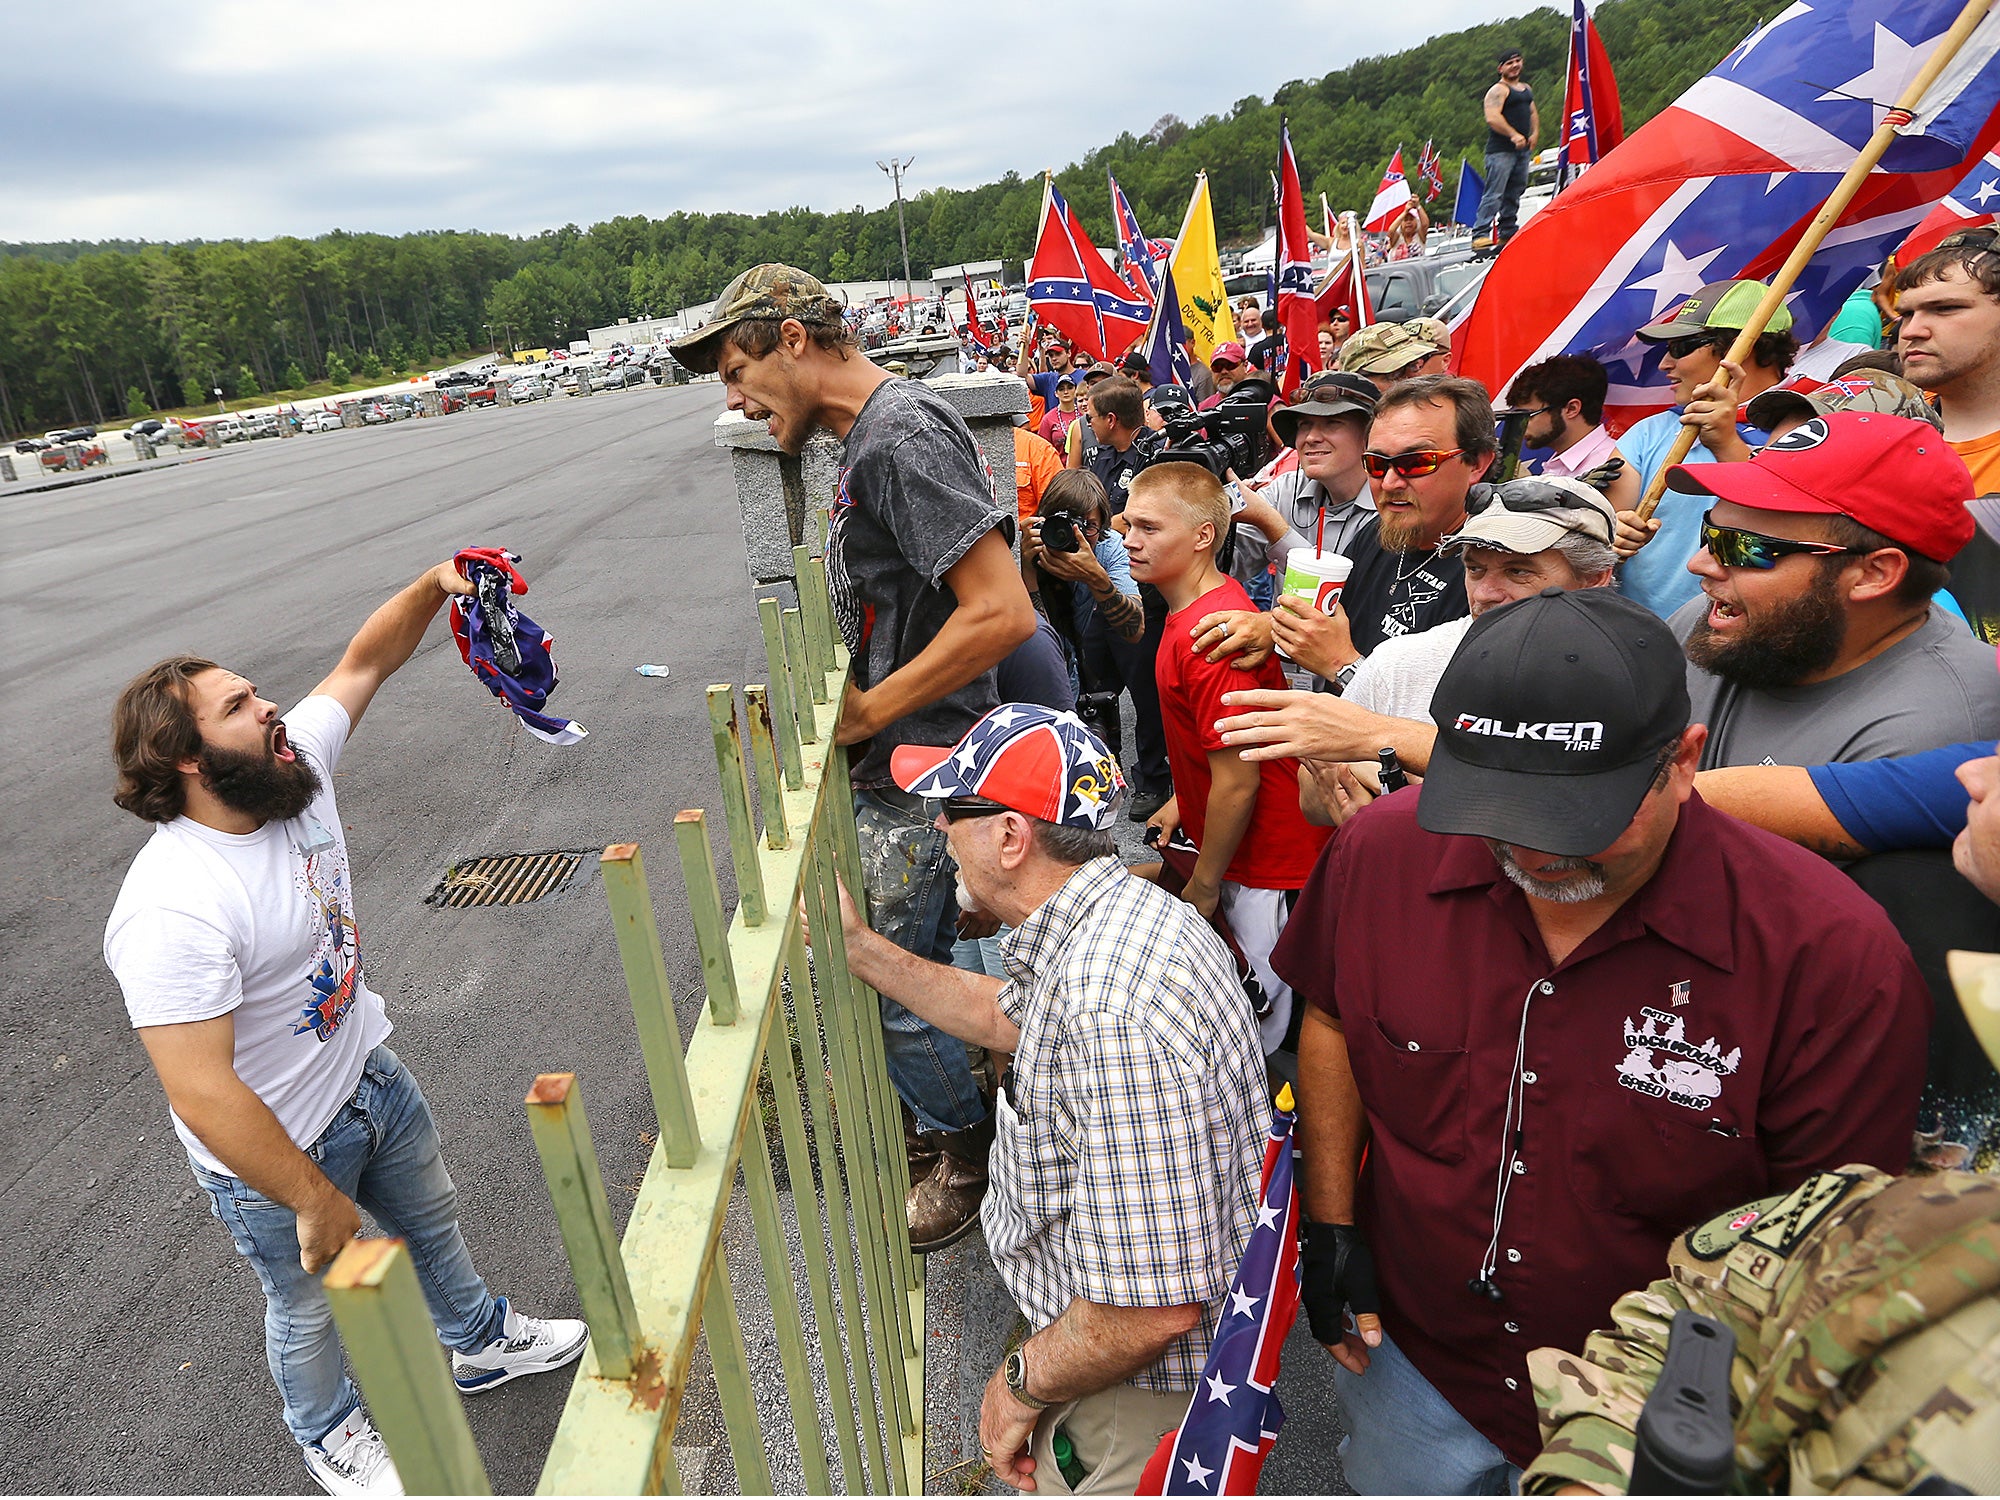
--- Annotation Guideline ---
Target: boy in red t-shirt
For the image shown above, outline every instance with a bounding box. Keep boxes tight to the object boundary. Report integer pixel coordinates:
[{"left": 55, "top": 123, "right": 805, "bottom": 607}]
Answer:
[{"left": 1123, "top": 462, "right": 1331, "bottom": 1052}]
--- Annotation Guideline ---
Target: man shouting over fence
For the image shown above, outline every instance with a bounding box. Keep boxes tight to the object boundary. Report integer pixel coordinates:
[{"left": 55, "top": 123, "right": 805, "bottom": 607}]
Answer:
[{"left": 675, "top": 266, "right": 1036, "bottom": 1253}]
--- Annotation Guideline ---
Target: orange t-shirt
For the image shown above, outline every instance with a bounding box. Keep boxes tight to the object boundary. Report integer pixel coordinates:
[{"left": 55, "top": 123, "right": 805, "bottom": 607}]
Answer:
[
  {"left": 1013, "top": 426, "right": 1063, "bottom": 526},
  {"left": 1952, "top": 428, "right": 2000, "bottom": 495}
]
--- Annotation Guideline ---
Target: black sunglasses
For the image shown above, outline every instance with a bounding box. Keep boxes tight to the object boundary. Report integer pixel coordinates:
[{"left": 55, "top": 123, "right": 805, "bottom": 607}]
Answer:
[
  {"left": 1663, "top": 332, "right": 1726, "bottom": 361},
  {"left": 1699, "top": 510, "right": 1859, "bottom": 570},
  {"left": 941, "top": 796, "right": 1012, "bottom": 823}
]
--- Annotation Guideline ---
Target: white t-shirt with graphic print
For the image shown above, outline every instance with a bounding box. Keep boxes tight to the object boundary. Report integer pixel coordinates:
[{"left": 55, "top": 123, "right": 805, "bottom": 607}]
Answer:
[{"left": 104, "top": 695, "right": 392, "bottom": 1174}]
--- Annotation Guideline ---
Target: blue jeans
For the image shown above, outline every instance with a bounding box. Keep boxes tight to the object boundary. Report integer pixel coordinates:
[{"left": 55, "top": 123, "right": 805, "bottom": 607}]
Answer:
[
  {"left": 1476, "top": 148, "right": 1532, "bottom": 239},
  {"left": 193, "top": 1045, "right": 504, "bottom": 1448},
  {"left": 852, "top": 788, "right": 989, "bottom": 1134},
  {"left": 1331, "top": 1329, "right": 1520, "bottom": 1494}
]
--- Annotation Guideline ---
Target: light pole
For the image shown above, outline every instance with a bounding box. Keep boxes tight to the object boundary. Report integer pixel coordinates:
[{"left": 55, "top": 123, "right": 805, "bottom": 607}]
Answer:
[{"left": 877, "top": 156, "right": 916, "bottom": 313}]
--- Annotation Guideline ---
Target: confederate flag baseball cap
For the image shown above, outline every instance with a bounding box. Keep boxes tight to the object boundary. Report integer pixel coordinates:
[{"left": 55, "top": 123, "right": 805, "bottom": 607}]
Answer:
[
  {"left": 1665, "top": 410, "right": 1974, "bottom": 563},
  {"left": 1419, "top": 589, "right": 1690, "bottom": 856},
  {"left": 891, "top": 705, "right": 1127, "bottom": 830}
]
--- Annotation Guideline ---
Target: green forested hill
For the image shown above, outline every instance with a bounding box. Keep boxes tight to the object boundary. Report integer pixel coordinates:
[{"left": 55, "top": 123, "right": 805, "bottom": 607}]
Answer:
[{"left": 0, "top": 0, "right": 1769, "bottom": 433}]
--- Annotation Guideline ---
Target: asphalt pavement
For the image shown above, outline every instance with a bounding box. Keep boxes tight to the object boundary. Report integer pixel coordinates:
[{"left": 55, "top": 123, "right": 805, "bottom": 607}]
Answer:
[{"left": 0, "top": 382, "right": 1351, "bottom": 1496}]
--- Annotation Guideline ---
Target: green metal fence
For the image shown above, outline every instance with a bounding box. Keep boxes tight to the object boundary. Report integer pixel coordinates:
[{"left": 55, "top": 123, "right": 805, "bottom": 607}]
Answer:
[{"left": 324, "top": 542, "right": 923, "bottom": 1495}]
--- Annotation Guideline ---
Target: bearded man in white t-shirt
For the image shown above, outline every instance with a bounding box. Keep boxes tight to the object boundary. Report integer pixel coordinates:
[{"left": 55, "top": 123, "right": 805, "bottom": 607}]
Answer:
[{"left": 104, "top": 559, "right": 586, "bottom": 1497}]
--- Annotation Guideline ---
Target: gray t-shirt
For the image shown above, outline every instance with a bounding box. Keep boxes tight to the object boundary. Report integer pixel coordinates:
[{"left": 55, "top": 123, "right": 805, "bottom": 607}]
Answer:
[
  {"left": 1669, "top": 600, "right": 2000, "bottom": 768},
  {"left": 1344, "top": 615, "right": 1472, "bottom": 721},
  {"left": 827, "top": 378, "right": 1011, "bottom": 786},
  {"left": 1238, "top": 470, "right": 1376, "bottom": 583}
]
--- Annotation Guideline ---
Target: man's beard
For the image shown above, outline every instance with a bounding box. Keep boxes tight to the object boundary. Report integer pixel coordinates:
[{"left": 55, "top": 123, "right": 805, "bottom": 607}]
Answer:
[
  {"left": 199, "top": 741, "right": 322, "bottom": 823},
  {"left": 1485, "top": 843, "right": 1609, "bottom": 904},
  {"left": 1684, "top": 563, "right": 1845, "bottom": 689},
  {"left": 1378, "top": 506, "right": 1444, "bottom": 553}
]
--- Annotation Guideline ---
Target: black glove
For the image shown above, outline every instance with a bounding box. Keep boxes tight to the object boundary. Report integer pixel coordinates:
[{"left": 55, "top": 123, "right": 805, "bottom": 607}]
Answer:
[
  {"left": 1576, "top": 455, "right": 1626, "bottom": 496},
  {"left": 1299, "top": 1220, "right": 1379, "bottom": 1347}
]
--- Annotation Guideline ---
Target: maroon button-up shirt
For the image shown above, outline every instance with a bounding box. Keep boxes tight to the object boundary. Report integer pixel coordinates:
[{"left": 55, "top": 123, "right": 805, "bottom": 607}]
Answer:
[{"left": 1271, "top": 790, "right": 1928, "bottom": 1465}]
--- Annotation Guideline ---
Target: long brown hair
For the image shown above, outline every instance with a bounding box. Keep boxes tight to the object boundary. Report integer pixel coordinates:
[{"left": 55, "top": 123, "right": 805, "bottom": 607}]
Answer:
[{"left": 112, "top": 656, "right": 217, "bottom": 823}]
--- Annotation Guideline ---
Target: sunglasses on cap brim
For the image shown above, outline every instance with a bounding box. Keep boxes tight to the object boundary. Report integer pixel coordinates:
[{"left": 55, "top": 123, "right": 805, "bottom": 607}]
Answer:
[{"left": 1464, "top": 482, "right": 1613, "bottom": 540}]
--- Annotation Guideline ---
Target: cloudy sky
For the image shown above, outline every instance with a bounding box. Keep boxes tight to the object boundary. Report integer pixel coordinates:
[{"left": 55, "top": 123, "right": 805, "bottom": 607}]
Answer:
[{"left": 2, "top": 0, "right": 1537, "bottom": 244}]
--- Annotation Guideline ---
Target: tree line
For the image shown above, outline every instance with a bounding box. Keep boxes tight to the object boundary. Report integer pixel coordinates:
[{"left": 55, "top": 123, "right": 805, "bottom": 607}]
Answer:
[{"left": 0, "top": 0, "right": 1765, "bottom": 436}]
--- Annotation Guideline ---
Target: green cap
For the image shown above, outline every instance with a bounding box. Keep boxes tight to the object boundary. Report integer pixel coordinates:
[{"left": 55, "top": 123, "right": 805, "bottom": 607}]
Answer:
[
  {"left": 670, "top": 264, "right": 845, "bottom": 374},
  {"left": 1634, "top": 279, "right": 1793, "bottom": 343},
  {"left": 1337, "top": 320, "right": 1445, "bottom": 375}
]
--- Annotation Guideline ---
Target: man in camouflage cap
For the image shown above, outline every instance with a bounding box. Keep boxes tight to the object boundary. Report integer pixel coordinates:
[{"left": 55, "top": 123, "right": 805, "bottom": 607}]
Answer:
[
  {"left": 678, "top": 266, "right": 1037, "bottom": 1251},
  {"left": 1522, "top": 952, "right": 2000, "bottom": 1494},
  {"left": 1337, "top": 321, "right": 1449, "bottom": 393},
  {"left": 1743, "top": 364, "right": 1944, "bottom": 437}
]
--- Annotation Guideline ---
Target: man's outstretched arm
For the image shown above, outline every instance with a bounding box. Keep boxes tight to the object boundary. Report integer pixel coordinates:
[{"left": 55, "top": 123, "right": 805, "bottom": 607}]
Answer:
[{"left": 311, "top": 560, "right": 475, "bottom": 731}]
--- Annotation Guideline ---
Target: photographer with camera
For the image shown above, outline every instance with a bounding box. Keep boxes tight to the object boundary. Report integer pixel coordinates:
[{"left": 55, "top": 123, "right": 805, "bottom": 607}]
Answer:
[{"left": 1025, "top": 469, "right": 1165, "bottom": 816}]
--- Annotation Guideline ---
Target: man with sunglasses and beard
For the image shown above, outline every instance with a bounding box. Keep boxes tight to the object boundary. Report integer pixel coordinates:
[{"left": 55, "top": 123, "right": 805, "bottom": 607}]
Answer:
[
  {"left": 1188, "top": 376, "right": 1494, "bottom": 692},
  {"left": 103, "top": 560, "right": 589, "bottom": 1495},
  {"left": 1660, "top": 411, "right": 2000, "bottom": 769},
  {"left": 1269, "top": 587, "right": 1927, "bottom": 1494}
]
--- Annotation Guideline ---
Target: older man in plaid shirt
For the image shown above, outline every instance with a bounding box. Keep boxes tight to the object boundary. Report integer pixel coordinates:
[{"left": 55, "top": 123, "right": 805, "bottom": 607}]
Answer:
[{"left": 821, "top": 703, "right": 1268, "bottom": 1494}]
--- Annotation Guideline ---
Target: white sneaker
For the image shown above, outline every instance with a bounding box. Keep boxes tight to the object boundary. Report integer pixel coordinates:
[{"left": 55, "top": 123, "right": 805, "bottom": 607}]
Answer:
[
  {"left": 304, "top": 1407, "right": 404, "bottom": 1496},
  {"left": 451, "top": 1296, "right": 589, "bottom": 1394}
]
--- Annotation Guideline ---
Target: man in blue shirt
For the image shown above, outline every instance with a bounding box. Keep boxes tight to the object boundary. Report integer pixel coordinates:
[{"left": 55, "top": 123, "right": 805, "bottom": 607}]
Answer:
[{"left": 1606, "top": 280, "right": 1797, "bottom": 619}]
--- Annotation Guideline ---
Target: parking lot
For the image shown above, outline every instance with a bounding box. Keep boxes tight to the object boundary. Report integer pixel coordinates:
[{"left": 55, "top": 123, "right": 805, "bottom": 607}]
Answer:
[{"left": 1, "top": 381, "right": 782, "bottom": 1493}]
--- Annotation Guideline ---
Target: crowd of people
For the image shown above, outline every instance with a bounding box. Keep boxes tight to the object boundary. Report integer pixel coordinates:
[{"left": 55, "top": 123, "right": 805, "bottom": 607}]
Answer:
[{"left": 97, "top": 223, "right": 2000, "bottom": 1496}]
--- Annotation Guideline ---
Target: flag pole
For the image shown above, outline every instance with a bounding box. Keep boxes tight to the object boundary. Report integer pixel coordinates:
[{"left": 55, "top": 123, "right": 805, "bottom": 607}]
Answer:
[{"left": 1635, "top": 0, "right": 2000, "bottom": 520}]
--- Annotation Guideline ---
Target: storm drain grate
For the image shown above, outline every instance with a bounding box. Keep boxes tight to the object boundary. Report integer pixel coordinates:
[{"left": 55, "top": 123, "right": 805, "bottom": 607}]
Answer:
[{"left": 426, "top": 850, "right": 590, "bottom": 909}]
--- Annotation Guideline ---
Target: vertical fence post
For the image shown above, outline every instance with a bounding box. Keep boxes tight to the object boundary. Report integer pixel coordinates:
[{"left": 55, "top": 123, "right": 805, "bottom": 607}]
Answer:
[
  {"left": 783, "top": 926, "right": 890, "bottom": 1493},
  {"left": 706, "top": 687, "right": 768, "bottom": 928},
  {"left": 765, "top": 956, "right": 869, "bottom": 1492},
  {"left": 701, "top": 1272, "right": 775, "bottom": 1494},
  {"left": 744, "top": 686, "right": 790, "bottom": 851},
  {"left": 524, "top": 1074, "right": 643, "bottom": 1379},
  {"left": 740, "top": 1090, "right": 835, "bottom": 1493},
  {"left": 793, "top": 545, "right": 834, "bottom": 685},
  {"left": 599, "top": 844, "right": 701, "bottom": 1168},
  {"left": 673, "top": 810, "right": 741, "bottom": 1026},
  {"left": 782, "top": 606, "right": 826, "bottom": 712},
  {"left": 757, "top": 599, "right": 805, "bottom": 788},
  {"left": 799, "top": 838, "right": 916, "bottom": 1490},
  {"left": 324, "top": 1241, "right": 493, "bottom": 1496}
]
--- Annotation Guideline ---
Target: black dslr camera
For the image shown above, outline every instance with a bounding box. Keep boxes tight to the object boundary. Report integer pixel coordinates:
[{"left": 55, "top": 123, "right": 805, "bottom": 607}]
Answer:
[
  {"left": 1154, "top": 374, "right": 1279, "bottom": 479},
  {"left": 1040, "top": 511, "right": 1083, "bottom": 554}
]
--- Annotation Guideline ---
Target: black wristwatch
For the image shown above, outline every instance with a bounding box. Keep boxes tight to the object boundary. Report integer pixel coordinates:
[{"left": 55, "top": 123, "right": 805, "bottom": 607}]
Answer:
[
  {"left": 1004, "top": 1347, "right": 1050, "bottom": 1410},
  {"left": 1333, "top": 661, "right": 1361, "bottom": 694}
]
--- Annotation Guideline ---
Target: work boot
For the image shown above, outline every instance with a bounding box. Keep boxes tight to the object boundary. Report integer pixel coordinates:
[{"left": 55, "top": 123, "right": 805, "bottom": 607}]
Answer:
[
  {"left": 904, "top": 1103, "right": 941, "bottom": 1178},
  {"left": 907, "top": 1114, "right": 993, "bottom": 1254}
]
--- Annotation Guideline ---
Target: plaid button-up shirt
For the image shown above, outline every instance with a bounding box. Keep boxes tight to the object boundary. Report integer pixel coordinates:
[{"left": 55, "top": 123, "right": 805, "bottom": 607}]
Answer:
[{"left": 982, "top": 856, "right": 1267, "bottom": 1391}]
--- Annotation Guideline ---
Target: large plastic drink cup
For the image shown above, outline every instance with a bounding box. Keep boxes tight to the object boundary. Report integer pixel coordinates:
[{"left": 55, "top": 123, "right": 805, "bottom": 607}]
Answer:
[{"left": 1282, "top": 550, "right": 1354, "bottom": 615}]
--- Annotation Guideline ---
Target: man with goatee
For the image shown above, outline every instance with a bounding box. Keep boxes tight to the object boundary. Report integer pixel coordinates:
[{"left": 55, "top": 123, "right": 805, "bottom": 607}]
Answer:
[{"left": 104, "top": 560, "right": 588, "bottom": 1496}]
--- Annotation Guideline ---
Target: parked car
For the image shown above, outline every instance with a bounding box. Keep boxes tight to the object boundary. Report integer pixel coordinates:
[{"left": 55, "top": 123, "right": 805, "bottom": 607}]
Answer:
[
  {"left": 45, "top": 424, "right": 98, "bottom": 443},
  {"left": 465, "top": 382, "right": 499, "bottom": 407},
  {"left": 123, "top": 419, "right": 167, "bottom": 442},
  {"left": 242, "top": 413, "right": 280, "bottom": 439},
  {"left": 593, "top": 366, "right": 646, "bottom": 390},
  {"left": 13, "top": 437, "right": 50, "bottom": 453},
  {"left": 436, "top": 390, "right": 465, "bottom": 415},
  {"left": 508, "top": 377, "right": 550, "bottom": 401},
  {"left": 434, "top": 371, "right": 478, "bottom": 389},
  {"left": 302, "top": 410, "right": 344, "bottom": 432},
  {"left": 41, "top": 441, "right": 108, "bottom": 470},
  {"left": 213, "top": 416, "right": 249, "bottom": 442}
]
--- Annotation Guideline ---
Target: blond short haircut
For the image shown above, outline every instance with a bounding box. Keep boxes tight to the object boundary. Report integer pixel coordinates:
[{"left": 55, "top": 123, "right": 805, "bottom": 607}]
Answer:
[{"left": 1130, "top": 462, "right": 1231, "bottom": 559}]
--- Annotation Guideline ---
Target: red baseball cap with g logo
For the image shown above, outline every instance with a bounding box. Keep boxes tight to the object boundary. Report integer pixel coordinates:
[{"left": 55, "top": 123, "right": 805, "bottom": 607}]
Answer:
[{"left": 1665, "top": 411, "right": 1975, "bottom": 563}]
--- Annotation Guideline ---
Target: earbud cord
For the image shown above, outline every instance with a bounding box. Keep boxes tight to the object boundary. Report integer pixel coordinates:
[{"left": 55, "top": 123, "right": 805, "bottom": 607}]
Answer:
[{"left": 1477, "top": 979, "right": 1543, "bottom": 1293}]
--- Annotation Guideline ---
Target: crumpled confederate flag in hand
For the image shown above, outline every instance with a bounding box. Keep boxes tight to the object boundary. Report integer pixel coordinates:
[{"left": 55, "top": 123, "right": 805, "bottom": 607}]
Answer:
[{"left": 449, "top": 547, "right": 589, "bottom": 745}]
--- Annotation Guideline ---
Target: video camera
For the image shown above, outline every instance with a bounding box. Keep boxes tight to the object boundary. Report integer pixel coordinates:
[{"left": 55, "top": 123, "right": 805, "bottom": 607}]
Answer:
[{"left": 1154, "top": 374, "right": 1279, "bottom": 480}]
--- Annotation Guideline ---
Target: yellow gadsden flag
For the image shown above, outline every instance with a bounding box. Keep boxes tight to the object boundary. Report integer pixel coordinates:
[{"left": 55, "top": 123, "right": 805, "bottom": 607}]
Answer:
[{"left": 1170, "top": 173, "right": 1236, "bottom": 366}]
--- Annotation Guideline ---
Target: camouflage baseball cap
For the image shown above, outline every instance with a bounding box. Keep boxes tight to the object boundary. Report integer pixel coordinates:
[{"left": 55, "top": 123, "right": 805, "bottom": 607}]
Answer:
[
  {"left": 1634, "top": 279, "right": 1794, "bottom": 342},
  {"left": 1405, "top": 317, "right": 1452, "bottom": 355},
  {"left": 1337, "top": 320, "right": 1445, "bottom": 375},
  {"left": 669, "top": 264, "right": 846, "bottom": 375},
  {"left": 1744, "top": 368, "right": 1943, "bottom": 435}
]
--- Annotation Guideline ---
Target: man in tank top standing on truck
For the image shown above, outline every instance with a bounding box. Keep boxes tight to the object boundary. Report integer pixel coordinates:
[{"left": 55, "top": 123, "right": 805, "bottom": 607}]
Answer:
[{"left": 1473, "top": 46, "right": 1538, "bottom": 253}]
